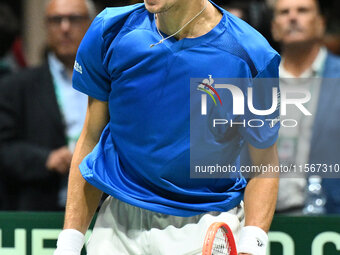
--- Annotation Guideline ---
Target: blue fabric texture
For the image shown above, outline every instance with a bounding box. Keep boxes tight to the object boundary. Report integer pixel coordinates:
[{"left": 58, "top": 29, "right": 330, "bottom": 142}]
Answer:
[{"left": 72, "top": 2, "right": 280, "bottom": 216}]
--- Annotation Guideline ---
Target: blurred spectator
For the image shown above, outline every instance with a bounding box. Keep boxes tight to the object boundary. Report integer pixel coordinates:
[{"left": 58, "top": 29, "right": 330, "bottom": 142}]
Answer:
[
  {"left": 96, "top": 0, "right": 139, "bottom": 10},
  {"left": 272, "top": 0, "right": 340, "bottom": 214},
  {"left": 220, "top": 0, "right": 279, "bottom": 50},
  {"left": 0, "top": 0, "right": 95, "bottom": 211},
  {"left": 220, "top": 1, "right": 249, "bottom": 22},
  {"left": 0, "top": 3, "right": 24, "bottom": 78}
]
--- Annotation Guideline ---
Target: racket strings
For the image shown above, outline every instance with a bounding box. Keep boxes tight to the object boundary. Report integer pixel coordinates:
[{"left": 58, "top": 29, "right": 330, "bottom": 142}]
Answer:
[{"left": 211, "top": 228, "right": 231, "bottom": 255}]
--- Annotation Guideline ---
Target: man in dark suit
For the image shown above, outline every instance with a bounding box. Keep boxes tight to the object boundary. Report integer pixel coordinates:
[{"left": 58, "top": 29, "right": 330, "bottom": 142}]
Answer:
[
  {"left": 0, "top": 3, "right": 20, "bottom": 79},
  {"left": 271, "top": 0, "right": 340, "bottom": 214},
  {"left": 0, "top": 0, "right": 95, "bottom": 210}
]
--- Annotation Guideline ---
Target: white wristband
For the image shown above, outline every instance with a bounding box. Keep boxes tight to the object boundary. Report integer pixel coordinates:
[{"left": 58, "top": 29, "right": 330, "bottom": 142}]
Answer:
[
  {"left": 54, "top": 229, "right": 85, "bottom": 255},
  {"left": 237, "top": 226, "right": 268, "bottom": 255}
]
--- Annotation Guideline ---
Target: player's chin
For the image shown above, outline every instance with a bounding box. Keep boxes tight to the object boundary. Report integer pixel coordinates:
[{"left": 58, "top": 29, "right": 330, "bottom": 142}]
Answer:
[
  {"left": 144, "top": 0, "right": 164, "bottom": 13},
  {"left": 144, "top": 5, "right": 159, "bottom": 14}
]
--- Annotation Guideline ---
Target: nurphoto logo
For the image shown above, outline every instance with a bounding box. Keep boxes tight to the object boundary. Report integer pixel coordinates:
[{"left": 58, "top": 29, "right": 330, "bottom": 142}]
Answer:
[{"left": 197, "top": 76, "right": 312, "bottom": 128}]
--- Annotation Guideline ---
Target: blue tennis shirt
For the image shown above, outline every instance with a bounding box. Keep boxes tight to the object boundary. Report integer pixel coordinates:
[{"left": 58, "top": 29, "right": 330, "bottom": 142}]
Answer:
[{"left": 73, "top": 2, "right": 280, "bottom": 216}]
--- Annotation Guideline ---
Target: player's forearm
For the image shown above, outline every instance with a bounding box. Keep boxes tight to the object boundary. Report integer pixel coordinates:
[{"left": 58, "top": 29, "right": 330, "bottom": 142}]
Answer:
[
  {"left": 245, "top": 142, "right": 279, "bottom": 232},
  {"left": 243, "top": 176, "right": 279, "bottom": 232},
  {"left": 63, "top": 97, "right": 108, "bottom": 234},
  {"left": 63, "top": 125, "right": 103, "bottom": 234},
  {"left": 63, "top": 161, "right": 102, "bottom": 234}
]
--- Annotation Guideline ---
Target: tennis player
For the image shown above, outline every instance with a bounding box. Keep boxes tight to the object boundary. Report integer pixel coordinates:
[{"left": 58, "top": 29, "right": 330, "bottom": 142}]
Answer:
[{"left": 54, "top": 0, "right": 280, "bottom": 254}]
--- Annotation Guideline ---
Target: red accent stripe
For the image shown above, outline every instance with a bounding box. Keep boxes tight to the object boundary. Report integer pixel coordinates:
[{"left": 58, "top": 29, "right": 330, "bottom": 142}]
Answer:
[{"left": 202, "top": 83, "right": 223, "bottom": 106}]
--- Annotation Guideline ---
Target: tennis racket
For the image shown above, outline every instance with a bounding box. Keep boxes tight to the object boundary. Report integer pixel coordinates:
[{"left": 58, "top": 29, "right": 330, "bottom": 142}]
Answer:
[{"left": 202, "top": 222, "right": 237, "bottom": 255}]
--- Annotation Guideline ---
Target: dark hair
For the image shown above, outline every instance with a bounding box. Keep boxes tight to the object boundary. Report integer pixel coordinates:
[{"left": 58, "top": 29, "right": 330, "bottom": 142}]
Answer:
[{"left": 0, "top": 4, "right": 19, "bottom": 57}]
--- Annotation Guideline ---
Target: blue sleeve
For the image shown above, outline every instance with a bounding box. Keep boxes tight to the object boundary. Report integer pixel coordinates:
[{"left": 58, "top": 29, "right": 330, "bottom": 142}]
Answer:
[
  {"left": 72, "top": 11, "right": 111, "bottom": 101},
  {"left": 239, "top": 54, "right": 281, "bottom": 149}
]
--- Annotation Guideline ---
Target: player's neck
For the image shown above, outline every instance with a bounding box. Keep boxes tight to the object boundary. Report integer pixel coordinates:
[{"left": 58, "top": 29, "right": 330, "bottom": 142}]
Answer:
[
  {"left": 156, "top": 0, "right": 222, "bottom": 40},
  {"left": 282, "top": 42, "right": 321, "bottom": 77}
]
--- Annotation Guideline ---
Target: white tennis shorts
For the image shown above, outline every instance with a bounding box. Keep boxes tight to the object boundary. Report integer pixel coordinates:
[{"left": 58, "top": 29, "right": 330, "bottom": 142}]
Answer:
[{"left": 86, "top": 196, "right": 244, "bottom": 255}]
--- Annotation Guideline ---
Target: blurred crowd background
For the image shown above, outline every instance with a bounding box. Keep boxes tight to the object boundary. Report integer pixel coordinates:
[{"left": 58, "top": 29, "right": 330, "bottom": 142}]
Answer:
[
  {"left": 1, "top": 0, "right": 340, "bottom": 69},
  {"left": 1, "top": 0, "right": 340, "bottom": 215}
]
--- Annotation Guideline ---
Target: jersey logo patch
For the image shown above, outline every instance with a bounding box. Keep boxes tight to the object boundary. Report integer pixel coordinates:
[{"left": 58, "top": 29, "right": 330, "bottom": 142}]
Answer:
[{"left": 74, "top": 60, "right": 83, "bottom": 74}]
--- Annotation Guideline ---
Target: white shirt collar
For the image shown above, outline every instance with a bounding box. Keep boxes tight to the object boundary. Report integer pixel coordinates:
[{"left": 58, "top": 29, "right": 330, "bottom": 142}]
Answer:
[
  {"left": 279, "top": 47, "right": 328, "bottom": 78},
  {"left": 47, "top": 52, "right": 70, "bottom": 81}
]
